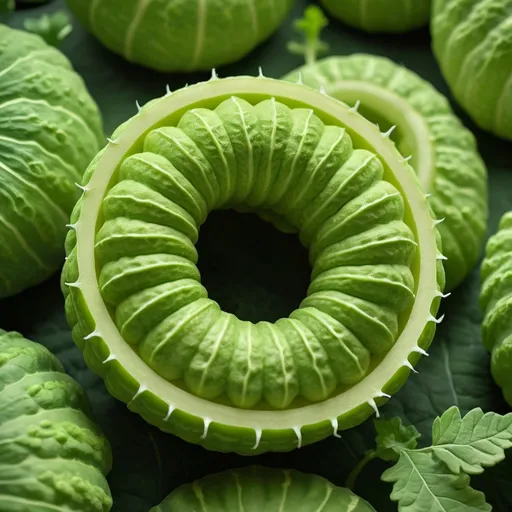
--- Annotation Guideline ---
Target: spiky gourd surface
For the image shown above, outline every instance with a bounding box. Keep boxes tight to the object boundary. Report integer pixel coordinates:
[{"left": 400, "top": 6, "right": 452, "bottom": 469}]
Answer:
[
  {"left": 0, "top": 330, "right": 112, "bottom": 512},
  {"left": 432, "top": 0, "right": 512, "bottom": 140},
  {"left": 62, "top": 76, "right": 444, "bottom": 454},
  {"left": 151, "top": 466, "right": 375, "bottom": 511},
  {"left": 481, "top": 212, "right": 512, "bottom": 407},
  {"left": 0, "top": 24, "right": 103, "bottom": 299},
  {"left": 284, "top": 54, "right": 488, "bottom": 291},
  {"left": 320, "top": 0, "right": 431, "bottom": 33},
  {"left": 66, "top": 0, "right": 295, "bottom": 72}
]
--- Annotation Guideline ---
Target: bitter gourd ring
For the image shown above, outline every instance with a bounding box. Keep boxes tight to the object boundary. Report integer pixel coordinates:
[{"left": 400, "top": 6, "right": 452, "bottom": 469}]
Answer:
[{"left": 62, "top": 75, "right": 445, "bottom": 454}]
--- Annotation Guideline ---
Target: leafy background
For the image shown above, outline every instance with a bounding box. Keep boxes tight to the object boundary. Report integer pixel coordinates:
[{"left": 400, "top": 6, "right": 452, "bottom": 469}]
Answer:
[{"left": 3, "top": 1, "right": 512, "bottom": 510}]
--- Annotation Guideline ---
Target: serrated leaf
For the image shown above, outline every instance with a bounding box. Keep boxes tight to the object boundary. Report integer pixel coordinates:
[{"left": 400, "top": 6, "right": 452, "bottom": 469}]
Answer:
[
  {"left": 430, "top": 407, "right": 512, "bottom": 475},
  {"left": 375, "top": 417, "right": 421, "bottom": 462},
  {"left": 382, "top": 450, "right": 491, "bottom": 512},
  {"left": 23, "top": 11, "right": 72, "bottom": 47}
]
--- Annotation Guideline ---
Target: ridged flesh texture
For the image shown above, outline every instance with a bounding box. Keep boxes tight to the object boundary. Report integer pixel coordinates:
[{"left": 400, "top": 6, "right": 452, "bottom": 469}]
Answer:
[{"left": 283, "top": 54, "right": 488, "bottom": 291}]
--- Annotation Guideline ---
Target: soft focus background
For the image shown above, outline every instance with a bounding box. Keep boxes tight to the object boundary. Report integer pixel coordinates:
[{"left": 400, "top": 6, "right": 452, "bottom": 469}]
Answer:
[{"left": 4, "top": 1, "right": 512, "bottom": 510}]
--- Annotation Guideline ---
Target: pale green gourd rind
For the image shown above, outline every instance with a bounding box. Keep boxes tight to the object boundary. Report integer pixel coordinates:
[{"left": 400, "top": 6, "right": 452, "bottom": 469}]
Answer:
[
  {"left": 62, "top": 75, "right": 444, "bottom": 455},
  {"left": 431, "top": 0, "right": 512, "bottom": 140},
  {"left": 0, "top": 24, "right": 103, "bottom": 299},
  {"left": 0, "top": 329, "right": 113, "bottom": 512},
  {"left": 480, "top": 212, "right": 512, "bottom": 407},
  {"left": 320, "top": 0, "right": 431, "bottom": 33},
  {"left": 65, "top": 0, "right": 295, "bottom": 72},
  {"left": 150, "top": 466, "right": 376, "bottom": 511},
  {"left": 283, "top": 54, "right": 488, "bottom": 291}
]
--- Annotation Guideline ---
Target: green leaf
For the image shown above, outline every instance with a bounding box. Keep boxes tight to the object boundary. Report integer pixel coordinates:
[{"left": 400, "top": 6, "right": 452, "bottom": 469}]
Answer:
[
  {"left": 430, "top": 407, "right": 512, "bottom": 475},
  {"left": 23, "top": 11, "right": 72, "bottom": 47},
  {"left": 375, "top": 417, "right": 422, "bottom": 462},
  {"left": 288, "top": 5, "right": 329, "bottom": 65},
  {"left": 382, "top": 450, "right": 491, "bottom": 512}
]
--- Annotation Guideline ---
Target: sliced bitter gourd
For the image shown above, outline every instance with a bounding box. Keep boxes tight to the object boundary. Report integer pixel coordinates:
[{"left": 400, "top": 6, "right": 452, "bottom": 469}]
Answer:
[
  {"left": 284, "top": 54, "right": 488, "bottom": 291},
  {"left": 432, "top": 0, "right": 512, "bottom": 140},
  {"left": 62, "top": 74, "right": 445, "bottom": 454},
  {"left": 150, "top": 466, "right": 376, "bottom": 511},
  {"left": 0, "top": 24, "right": 103, "bottom": 299},
  {"left": 0, "top": 329, "right": 112, "bottom": 511},
  {"left": 481, "top": 212, "right": 512, "bottom": 407}
]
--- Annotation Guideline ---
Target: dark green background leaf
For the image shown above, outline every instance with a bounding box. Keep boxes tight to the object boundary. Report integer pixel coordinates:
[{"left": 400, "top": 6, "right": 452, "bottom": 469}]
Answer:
[{"left": 3, "top": 1, "right": 512, "bottom": 510}]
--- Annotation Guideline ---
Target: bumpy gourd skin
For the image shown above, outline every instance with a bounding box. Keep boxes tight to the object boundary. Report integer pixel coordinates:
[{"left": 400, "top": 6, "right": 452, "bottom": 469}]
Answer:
[
  {"left": 284, "top": 54, "right": 488, "bottom": 291},
  {"left": 66, "top": 0, "right": 295, "bottom": 72},
  {"left": 62, "top": 76, "right": 444, "bottom": 454},
  {"left": 0, "top": 24, "right": 103, "bottom": 299},
  {"left": 432, "top": 0, "right": 512, "bottom": 140},
  {"left": 0, "top": 330, "right": 112, "bottom": 511},
  {"left": 481, "top": 212, "right": 512, "bottom": 407},
  {"left": 151, "top": 466, "right": 375, "bottom": 511},
  {"left": 320, "top": 0, "right": 431, "bottom": 33}
]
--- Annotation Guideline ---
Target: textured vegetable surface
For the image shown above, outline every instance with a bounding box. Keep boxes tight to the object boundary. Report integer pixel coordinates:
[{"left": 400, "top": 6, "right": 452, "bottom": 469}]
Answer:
[
  {"left": 0, "top": 24, "right": 103, "bottom": 299},
  {"left": 481, "top": 211, "right": 512, "bottom": 407},
  {"left": 151, "top": 466, "right": 375, "bottom": 511},
  {"left": 65, "top": 0, "right": 295, "bottom": 72},
  {"left": 320, "top": 0, "right": 431, "bottom": 33},
  {"left": 62, "top": 74, "right": 444, "bottom": 454},
  {"left": 432, "top": 0, "right": 512, "bottom": 140},
  {"left": 0, "top": 329, "right": 112, "bottom": 511},
  {"left": 284, "top": 54, "right": 488, "bottom": 291}
]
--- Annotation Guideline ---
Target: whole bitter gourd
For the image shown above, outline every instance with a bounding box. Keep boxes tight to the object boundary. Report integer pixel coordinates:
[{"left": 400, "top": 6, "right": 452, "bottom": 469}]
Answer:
[
  {"left": 151, "top": 466, "right": 375, "bottom": 511},
  {"left": 0, "top": 329, "right": 112, "bottom": 511},
  {"left": 0, "top": 24, "right": 103, "bottom": 299},
  {"left": 66, "top": 0, "right": 295, "bottom": 72},
  {"left": 481, "top": 212, "right": 512, "bottom": 407}
]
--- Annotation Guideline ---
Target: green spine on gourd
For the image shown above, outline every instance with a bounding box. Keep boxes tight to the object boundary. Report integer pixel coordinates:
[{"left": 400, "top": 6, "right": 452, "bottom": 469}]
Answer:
[
  {"left": 320, "top": 0, "right": 431, "bottom": 33},
  {"left": 0, "top": 24, "right": 103, "bottom": 299},
  {"left": 0, "top": 330, "right": 112, "bottom": 511},
  {"left": 62, "top": 73, "right": 445, "bottom": 455},
  {"left": 150, "top": 466, "right": 375, "bottom": 511},
  {"left": 431, "top": 0, "right": 512, "bottom": 140},
  {"left": 65, "top": 0, "right": 295, "bottom": 72},
  {"left": 283, "top": 54, "right": 488, "bottom": 291},
  {"left": 481, "top": 212, "right": 512, "bottom": 407}
]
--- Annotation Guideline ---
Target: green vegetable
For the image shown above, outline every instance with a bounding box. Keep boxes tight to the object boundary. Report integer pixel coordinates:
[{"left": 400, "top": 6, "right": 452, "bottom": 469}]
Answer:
[
  {"left": 151, "top": 466, "right": 375, "bottom": 511},
  {"left": 62, "top": 74, "right": 444, "bottom": 454},
  {"left": 0, "top": 24, "right": 103, "bottom": 299},
  {"left": 320, "top": 0, "right": 431, "bottom": 33},
  {"left": 481, "top": 211, "right": 512, "bottom": 407},
  {"left": 431, "top": 0, "right": 512, "bottom": 140},
  {"left": 65, "top": 0, "right": 295, "bottom": 72},
  {"left": 23, "top": 11, "right": 72, "bottom": 46},
  {"left": 283, "top": 6, "right": 488, "bottom": 291},
  {"left": 0, "top": 0, "right": 13, "bottom": 14},
  {"left": 348, "top": 407, "right": 512, "bottom": 511},
  {"left": 0, "top": 329, "right": 112, "bottom": 512}
]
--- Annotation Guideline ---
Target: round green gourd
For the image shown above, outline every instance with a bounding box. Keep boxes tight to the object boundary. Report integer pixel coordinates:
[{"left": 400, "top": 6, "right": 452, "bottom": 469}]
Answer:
[
  {"left": 151, "top": 466, "right": 375, "bottom": 511},
  {"left": 0, "top": 329, "right": 112, "bottom": 511},
  {"left": 0, "top": 24, "right": 103, "bottom": 299},
  {"left": 320, "top": 0, "right": 431, "bottom": 33},
  {"left": 65, "top": 0, "right": 295, "bottom": 73},
  {"left": 481, "top": 212, "right": 512, "bottom": 407},
  {"left": 283, "top": 54, "right": 488, "bottom": 291},
  {"left": 62, "top": 74, "right": 445, "bottom": 455},
  {"left": 432, "top": 0, "right": 512, "bottom": 140}
]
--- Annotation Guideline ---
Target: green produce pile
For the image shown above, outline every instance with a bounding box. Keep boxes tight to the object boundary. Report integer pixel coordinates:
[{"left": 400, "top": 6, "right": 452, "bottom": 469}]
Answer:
[{"left": 1, "top": 0, "right": 511, "bottom": 511}]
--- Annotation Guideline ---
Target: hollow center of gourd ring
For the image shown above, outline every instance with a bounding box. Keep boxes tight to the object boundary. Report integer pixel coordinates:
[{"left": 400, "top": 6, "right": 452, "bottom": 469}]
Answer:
[{"left": 196, "top": 210, "right": 311, "bottom": 323}]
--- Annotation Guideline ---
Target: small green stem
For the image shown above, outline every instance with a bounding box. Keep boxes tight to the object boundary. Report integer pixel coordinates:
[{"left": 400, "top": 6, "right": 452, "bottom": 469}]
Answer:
[{"left": 345, "top": 450, "right": 377, "bottom": 491}]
